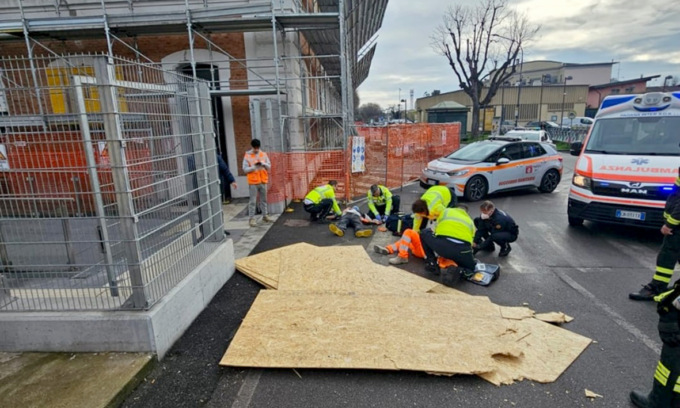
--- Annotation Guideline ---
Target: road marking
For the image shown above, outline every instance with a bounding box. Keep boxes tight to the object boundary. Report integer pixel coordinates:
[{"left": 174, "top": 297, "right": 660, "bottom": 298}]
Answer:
[
  {"left": 555, "top": 268, "right": 661, "bottom": 355},
  {"left": 231, "top": 369, "right": 262, "bottom": 408}
]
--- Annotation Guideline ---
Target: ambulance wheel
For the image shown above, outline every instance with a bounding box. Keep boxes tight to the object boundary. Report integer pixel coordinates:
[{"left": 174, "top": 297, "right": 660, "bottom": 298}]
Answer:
[
  {"left": 464, "top": 176, "right": 487, "bottom": 201},
  {"left": 568, "top": 216, "right": 584, "bottom": 227},
  {"left": 539, "top": 169, "right": 560, "bottom": 193}
]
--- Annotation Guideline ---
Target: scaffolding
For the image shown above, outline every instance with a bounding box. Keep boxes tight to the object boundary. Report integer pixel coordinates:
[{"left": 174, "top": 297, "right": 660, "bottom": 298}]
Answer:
[{"left": 0, "top": 0, "right": 389, "bottom": 152}]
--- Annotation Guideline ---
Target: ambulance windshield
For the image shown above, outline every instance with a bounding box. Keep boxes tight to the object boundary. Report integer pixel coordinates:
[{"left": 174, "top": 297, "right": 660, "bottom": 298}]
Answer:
[{"left": 584, "top": 116, "right": 680, "bottom": 155}]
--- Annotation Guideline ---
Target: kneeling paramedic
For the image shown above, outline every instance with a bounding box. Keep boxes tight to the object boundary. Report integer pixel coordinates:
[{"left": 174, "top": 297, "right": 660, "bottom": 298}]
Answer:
[
  {"left": 367, "top": 184, "right": 400, "bottom": 223},
  {"left": 630, "top": 282, "right": 680, "bottom": 408},
  {"left": 304, "top": 180, "right": 342, "bottom": 221},
  {"left": 411, "top": 185, "right": 457, "bottom": 233},
  {"left": 420, "top": 205, "right": 476, "bottom": 278}
]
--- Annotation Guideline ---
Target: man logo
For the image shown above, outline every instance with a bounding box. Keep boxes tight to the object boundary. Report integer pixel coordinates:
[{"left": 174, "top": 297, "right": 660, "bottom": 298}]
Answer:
[
  {"left": 631, "top": 158, "right": 649, "bottom": 165},
  {"left": 629, "top": 182, "right": 643, "bottom": 188}
]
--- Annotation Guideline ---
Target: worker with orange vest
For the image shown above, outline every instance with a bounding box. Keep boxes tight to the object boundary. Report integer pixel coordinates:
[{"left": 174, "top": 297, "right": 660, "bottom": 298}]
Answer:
[{"left": 242, "top": 139, "right": 271, "bottom": 227}]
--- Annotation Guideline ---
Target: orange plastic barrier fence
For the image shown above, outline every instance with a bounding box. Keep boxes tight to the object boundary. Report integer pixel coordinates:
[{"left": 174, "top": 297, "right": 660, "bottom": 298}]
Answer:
[{"left": 267, "top": 123, "right": 460, "bottom": 204}]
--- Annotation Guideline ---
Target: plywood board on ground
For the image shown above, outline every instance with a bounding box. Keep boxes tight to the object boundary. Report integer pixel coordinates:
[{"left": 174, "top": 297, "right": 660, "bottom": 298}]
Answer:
[
  {"left": 478, "top": 317, "right": 591, "bottom": 385},
  {"left": 221, "top": 291, "right": 522, "bottom": 375},
  {"left": 278, "top": 246, "right": 438, "bottom": 294}
]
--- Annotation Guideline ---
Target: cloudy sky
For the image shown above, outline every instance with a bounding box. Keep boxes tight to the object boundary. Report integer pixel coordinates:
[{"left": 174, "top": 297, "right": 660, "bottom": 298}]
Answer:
[{"left": 358, "top": 0, "right": 680, "bottom": 109}]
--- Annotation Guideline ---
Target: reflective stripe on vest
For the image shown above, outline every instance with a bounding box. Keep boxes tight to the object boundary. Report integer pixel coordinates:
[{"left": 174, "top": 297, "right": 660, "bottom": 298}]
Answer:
[
  {"left": 422, "top": 186, "right": 450, "bottom": 215},
  {"left": 435, "top": 208, "right": 474, "bottom": 243}
]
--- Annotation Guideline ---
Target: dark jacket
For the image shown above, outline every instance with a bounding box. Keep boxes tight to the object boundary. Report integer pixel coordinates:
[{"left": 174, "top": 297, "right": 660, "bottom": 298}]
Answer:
[
  {"left": 217, "top": 154, "right": 235, "bottom": 184},
  {"left": 474, "top": 209, "right": 518, "bottom": 243}
]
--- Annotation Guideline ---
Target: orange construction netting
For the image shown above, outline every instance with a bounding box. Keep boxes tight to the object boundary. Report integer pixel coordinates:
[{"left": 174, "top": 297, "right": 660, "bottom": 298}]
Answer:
[{"left": 267, "top": 122, "right": 461, "bottom": 204}]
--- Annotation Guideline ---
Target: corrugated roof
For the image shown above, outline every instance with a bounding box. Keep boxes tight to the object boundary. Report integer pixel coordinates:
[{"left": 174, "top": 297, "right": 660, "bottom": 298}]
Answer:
[{"left": 427, "top": 101, "right": 468, "bottom": 110}]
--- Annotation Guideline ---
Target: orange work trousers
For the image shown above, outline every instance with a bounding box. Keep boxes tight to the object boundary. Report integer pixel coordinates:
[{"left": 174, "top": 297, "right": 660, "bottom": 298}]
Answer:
[{"left": 386, "top": 229, "right": 425, "bottom": 259}]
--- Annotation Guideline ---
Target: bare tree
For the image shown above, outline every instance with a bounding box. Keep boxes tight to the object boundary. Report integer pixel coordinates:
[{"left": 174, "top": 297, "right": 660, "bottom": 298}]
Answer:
[{"left": 432, "top": 0, "right": 539, "bottom": 138}]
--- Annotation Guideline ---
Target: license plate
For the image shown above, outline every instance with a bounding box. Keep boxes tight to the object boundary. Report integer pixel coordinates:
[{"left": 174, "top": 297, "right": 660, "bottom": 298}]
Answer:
[{"left": 616, "top": 210, "right": 645, "bottom": 221}]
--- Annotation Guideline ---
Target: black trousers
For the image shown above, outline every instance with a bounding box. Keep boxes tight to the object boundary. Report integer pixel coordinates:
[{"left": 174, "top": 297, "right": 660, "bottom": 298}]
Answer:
[
  {"left": 368, "top": 196, "right": 401, "bottom": 219},
  {"left": 655, "top": 232, "right": 680, "bottom": 285},
  {"left": 304, "top": 199, "right": 334, "bottom": 220},
  {"left": 420, "top": 229, "right": 476, "bottom": 271},
  {"left": 474, "top": 218, "right": 518, "bottom": 246}
]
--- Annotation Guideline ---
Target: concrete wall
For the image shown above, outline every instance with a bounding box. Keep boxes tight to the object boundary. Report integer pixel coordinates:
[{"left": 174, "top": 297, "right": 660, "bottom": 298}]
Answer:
[{"left": 0, "top": 240, "right": 234, "bottom": 359}]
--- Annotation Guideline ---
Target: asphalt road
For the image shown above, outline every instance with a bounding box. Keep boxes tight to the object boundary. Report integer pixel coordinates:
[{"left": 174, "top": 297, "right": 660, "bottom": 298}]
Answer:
[{"left": 122, "top": 152, "right": 663, "bottom": 408}]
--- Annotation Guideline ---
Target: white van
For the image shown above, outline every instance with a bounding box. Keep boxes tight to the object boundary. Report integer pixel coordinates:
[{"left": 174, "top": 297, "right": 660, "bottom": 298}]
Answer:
[
  {"left": 568, "top": 92, "right": 680, "bottom": 227},
  {"left": 562, "top": 116, "right": 594, "bottom": 129}
]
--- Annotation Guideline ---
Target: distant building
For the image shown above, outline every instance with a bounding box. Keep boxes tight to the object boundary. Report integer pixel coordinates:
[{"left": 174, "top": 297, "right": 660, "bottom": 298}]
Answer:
[{"left": 588, "top": 76, "right": 660, "bottom": 114}]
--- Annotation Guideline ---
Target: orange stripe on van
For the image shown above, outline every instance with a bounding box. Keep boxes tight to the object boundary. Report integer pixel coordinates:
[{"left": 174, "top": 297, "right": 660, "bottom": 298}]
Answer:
[
  {"left": 569, "top": 188, "right": 665, "bottom": 208},
  {"left": 592, "top": 173, "right": 676, "bottom": 183}
]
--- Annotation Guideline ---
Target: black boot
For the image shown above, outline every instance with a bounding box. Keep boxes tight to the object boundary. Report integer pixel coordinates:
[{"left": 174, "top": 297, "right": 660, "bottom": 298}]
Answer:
[
  {"left": 498, "top": 243, "right": 512, "bottom": 257},
  {"left": 629, "top": 281, "right": 667, "bottom": 301},
  {"left": 425, "top": 259, "right": 440, "bottom": 276},
  {"left": 630, "top": 383, "right": 674, "bottom": 408}
]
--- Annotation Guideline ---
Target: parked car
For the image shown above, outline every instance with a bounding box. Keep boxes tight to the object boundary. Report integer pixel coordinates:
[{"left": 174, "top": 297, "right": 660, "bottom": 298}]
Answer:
[
  {"left": 419, "top": 139, "right": 563, "bottom": 201},
  {"left": 498, "top": 120, "right": 515, "bottom": 134},
  {"left": 500, "top": 129, "right": 554, "bottom": 145},
  {"left": 561, "top": 116, "right": 594, "bottom": 129},
  {"left": 524, "top": 120, "right": 566, "bottom": 131}
]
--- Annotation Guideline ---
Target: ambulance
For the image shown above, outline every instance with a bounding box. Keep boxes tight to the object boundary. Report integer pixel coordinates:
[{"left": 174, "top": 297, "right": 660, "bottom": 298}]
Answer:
[{"left": 568, "top": 92, "right": 680, "bottom": 227}]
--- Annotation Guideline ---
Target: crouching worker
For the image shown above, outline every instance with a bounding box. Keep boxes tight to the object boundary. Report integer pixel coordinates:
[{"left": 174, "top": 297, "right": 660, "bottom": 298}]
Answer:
[
  {"left": 630, "top": 281, "right": 680, "bottom": 408},
  {"left": 329, "top": 206, "right": 373, "bottom": 238},
  {"left": 420, "top": 205, "right": 476, "bottom": 277},
  {"left": 473, "top": 200, "right": 518, "bottom": 257},
  {"left": 304, "top": 180, "right": 342, "bottom": 222},
  {"left": 367, "top": 184, "right": 400, "bottom": 223},
  {"left": 374, "top": 228, "right": 425, "bottom": 265},
  {"left": 411, "top": 185, "right": 456, "bottom": 233}
]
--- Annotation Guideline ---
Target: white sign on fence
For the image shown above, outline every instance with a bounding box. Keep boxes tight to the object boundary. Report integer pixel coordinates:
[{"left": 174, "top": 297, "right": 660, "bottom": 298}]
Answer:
[
  {"left": 0, "top": 144, "right": 9, "bottom": 170},
  {"left": 351, "top": 136, "right": 365, "bottom": 173}
]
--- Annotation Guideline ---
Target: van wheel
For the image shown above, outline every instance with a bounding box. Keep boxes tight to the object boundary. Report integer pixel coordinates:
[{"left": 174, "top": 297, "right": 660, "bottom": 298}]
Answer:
[
  {"left": 464, "top": 176, "right": 488, "bottom": 201},
  {"left": 539, "top": 169, "right": 561, "bottom": 193},
  {"left": 568, "top": 216, "right": 584, "bottom": 227}
]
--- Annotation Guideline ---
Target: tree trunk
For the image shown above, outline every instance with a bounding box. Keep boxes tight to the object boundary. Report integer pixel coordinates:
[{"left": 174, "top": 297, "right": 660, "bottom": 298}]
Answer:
[{"left": 470, "top": 102, "right": 481, "bottom": 139}]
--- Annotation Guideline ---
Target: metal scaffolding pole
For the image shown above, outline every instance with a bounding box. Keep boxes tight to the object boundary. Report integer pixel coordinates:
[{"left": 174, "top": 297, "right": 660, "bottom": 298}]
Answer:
[{"left": 271, "top": 0, "right": 285, "bottom": 152}]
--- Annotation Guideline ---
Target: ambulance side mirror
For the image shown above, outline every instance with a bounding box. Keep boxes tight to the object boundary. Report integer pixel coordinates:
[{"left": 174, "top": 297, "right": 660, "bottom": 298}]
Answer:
[
  {"left": 496, "top": 157, "right": 510, "bottom": 165},
  {"left": 570, "top": 141, "right": 583, "bottom": 156}
]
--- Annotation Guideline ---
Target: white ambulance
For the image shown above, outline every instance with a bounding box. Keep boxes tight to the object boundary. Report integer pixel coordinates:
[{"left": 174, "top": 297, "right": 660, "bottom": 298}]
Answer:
[{"left": 568, "top": 92, "right": 680, "bottom": 227}]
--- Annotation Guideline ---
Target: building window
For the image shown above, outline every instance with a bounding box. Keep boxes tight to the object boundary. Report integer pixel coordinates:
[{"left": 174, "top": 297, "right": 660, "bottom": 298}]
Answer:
[
  {"left": 625, "top": 87, "right": 635, "bottom": 93},
  {"left": 610, "top": 89, "right": 620, "bottom": 94}
]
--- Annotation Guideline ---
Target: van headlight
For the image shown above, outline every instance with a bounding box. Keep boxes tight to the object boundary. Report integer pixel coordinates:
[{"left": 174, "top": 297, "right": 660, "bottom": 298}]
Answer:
[
  {"left": 447, "top": 169, "right": 469, "bottom": 177},
  {"left": 572, "top": 174, "right": 592, "bottom": 190}
]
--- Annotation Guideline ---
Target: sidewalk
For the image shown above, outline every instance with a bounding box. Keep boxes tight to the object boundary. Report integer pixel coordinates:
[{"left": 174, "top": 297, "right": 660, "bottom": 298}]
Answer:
[{"left": 0, "top": 198, "right": 279, "bottom": 408}]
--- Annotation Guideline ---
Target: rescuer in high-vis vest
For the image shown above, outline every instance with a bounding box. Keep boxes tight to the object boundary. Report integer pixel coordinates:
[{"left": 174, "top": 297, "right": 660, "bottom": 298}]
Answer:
[
  {"left": 373, "top": 228, "right": 425, "bottom": 265},
  {"left": 420, "top": 205, "right": 476, "bottom": 277},
  {"left": 630, "top": 168, "right": 680, "bottom": 301},
  {"left": 630, "top": 283, "right": 680, "bottom": 407},
  {"left": 303, "top": 180, "right": 342, "bottom": 222},
  {"left": 367, "top": 184, "right": 400, "bottom": 223},
  {"left": 411, "top": 185, "right": 456, "bottom": 232},
  {"left": 242, "top": 139, "right": 271, "bottom": 227}
]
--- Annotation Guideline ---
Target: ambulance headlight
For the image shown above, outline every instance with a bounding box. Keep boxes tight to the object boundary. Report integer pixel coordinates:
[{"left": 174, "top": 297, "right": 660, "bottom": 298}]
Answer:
[
  {"left": 572, "top": 174, "right": 592, "bottom": 190},
  {"left": 447, "top": 169, "right": 469, "bottom": 177}
]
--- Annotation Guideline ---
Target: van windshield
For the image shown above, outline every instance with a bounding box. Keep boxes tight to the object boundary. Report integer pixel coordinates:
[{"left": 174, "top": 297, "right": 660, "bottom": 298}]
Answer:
[{"left": 584, "top": 116, "right": 680, "bottom": 155}]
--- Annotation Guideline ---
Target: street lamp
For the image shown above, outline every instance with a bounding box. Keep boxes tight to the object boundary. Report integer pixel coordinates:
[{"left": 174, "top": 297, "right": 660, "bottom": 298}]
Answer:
[
  {"left": 663, "top": 75, "right": 673, "bottom": 92},
  {"left": 560, "top": 75, "right": 573, "bottom": 127},
  {"left": 493, "top": 34, "right": 523, "bottom": 127}
]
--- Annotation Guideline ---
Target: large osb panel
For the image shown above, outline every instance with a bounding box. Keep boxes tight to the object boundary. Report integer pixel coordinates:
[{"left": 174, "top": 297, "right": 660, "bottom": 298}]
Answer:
[
  {"left": 221, "top": 291, "right": 522, "bottom": 375},
  {"left": 479, "top": 317, "right": 591, "bottom": 385},
  {"left": 236, "top": 243, "right": 439, "bottom": 294}
]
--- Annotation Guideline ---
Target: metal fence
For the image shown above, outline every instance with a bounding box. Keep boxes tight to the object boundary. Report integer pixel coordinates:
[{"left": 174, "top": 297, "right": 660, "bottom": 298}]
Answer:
[
  {"left": 0, "top": 54, "right": 224, "bottom": 311},
  {"left": 547, "top": 128, "right": 589, "bottom": 144}
]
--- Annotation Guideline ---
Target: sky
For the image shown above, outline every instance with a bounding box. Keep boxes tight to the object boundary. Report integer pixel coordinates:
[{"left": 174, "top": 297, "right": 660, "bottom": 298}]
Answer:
[{"left": 358, "top": 0, "right": 680, "bottom": 110}]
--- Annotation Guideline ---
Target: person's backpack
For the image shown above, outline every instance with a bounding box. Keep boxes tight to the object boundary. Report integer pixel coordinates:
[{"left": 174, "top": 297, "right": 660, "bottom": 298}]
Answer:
[{"left": 385, "top": 213, "right": 414, "bottom": 236}]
